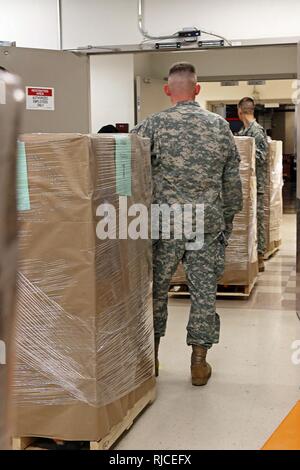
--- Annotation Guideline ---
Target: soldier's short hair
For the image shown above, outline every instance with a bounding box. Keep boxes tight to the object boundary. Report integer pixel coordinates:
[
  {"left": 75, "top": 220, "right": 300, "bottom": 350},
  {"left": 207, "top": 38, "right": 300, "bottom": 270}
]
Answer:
[
  {"left": 238, "top": 97, "right": 255, "bottom": 115},
  {"left": 169, "top": 62, "right": 196, "bottom": 76},
  {"left": 168, "top": 63, "right": 197, "bottom": 90}
]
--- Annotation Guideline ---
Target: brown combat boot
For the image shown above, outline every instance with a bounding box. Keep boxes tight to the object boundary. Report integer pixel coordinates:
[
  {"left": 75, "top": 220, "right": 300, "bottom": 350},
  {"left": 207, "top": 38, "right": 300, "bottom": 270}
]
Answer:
[
  {"left": 155, "top": 337, "right": 160, "bottom": 377},
  {"left": 258, "top": 255, "right": 265, "bottom": 273},
  {"left": 191, "top": 345, "right": 212, "bottom": 386}
]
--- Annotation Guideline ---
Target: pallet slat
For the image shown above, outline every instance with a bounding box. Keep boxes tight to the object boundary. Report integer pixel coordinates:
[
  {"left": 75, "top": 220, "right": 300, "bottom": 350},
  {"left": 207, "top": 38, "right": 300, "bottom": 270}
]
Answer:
[
  {"left": 12, "top": 387, "right": 156, "bottom": 451},
  {"left": 264, "top": 245, "right": 280, "bottom": 260},
  {"left": 12, "top": 437, "right": 35, "bottom": 450},
  {"left": 169, "top": 277, "right": 257, "bottom": 299}
]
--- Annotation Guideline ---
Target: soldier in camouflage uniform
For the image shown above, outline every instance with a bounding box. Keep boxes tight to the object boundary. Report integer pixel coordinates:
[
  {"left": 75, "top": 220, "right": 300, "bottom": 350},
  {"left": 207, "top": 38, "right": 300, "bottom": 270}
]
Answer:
[
  {"left": 238, "top": 97, "right": 268, "bottom": 272},
  {"left": 132, "top": 63, "right": 242, "bottom": 386}
]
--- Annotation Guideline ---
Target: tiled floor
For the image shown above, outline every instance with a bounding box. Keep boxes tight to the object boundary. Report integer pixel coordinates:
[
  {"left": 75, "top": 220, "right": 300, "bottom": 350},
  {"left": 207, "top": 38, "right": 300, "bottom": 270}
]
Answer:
[{"left": 116, "top": 214, "right": 300, "bottom": 450}]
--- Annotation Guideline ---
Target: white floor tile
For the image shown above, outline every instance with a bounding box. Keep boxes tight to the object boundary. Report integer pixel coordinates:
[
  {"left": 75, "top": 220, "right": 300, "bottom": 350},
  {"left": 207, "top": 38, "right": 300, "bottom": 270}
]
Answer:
[{"left": 116, "top": 214, "right": 300, "bottom": 450}]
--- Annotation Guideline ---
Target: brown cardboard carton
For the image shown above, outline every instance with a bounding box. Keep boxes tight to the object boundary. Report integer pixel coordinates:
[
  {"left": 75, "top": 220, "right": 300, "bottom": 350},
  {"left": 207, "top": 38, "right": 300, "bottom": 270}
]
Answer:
[
  {"left": 171, "top": 137, "right": 258, "bottom": 287},
  {"left": 13, "top": 133, "right": 155, "bottom": 441},
  {"left": 264, "top": 141, "right": 283, "bottom": 255},
  {"left": 0, "top": 71, "right": 21, "bottom": 449}
]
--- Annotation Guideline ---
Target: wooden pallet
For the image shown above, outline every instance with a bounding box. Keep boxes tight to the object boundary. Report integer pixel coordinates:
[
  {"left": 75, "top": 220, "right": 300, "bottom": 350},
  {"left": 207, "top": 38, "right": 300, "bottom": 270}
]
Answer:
[
  {"left": 12, "top": 387, "right": 156, "bottom": 451},
  {"left": 169, "top": 277, "right": 257, "bottom": 299},
  {"left": 264, "top": 245, "right": 280, "bottom": 260}
]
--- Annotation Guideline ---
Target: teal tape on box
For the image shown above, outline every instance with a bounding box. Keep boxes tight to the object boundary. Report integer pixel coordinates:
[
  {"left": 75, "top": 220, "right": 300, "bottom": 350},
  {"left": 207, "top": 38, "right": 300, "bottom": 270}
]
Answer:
[
  {"left": 17, "top": 141, "right": 31, "bottom": 211},
  {"left": 115, "top": 135, "right": 132, "bottom": 196}
]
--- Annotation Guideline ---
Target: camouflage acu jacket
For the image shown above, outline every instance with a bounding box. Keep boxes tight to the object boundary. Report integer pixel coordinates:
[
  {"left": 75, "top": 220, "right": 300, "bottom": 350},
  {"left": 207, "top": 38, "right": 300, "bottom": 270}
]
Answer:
[
  {"left": 238, "top": 120, "right": 268, "bottom": 193},
  {"left": 132, "top": 101, "right": 243, "bottom": 234}
]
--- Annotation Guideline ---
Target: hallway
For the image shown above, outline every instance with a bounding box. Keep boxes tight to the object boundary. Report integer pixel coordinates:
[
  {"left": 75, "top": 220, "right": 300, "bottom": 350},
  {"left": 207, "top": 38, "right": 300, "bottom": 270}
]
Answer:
[{"left": 116, "top": 214, "right": 300, "bottom": 450}]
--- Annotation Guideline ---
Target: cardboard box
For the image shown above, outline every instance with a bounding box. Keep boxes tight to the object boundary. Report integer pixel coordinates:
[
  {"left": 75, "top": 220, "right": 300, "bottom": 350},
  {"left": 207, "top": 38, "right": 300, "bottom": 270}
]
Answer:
[
  {"left": 220, "top": 136, "right": 258, "bottom": 286},
  {"left": 264, "top": 141, "right": 283, "bottom": 256},
  {"left": 13, "top": 133, "right": 155, "bottom": 441},
  {"left": 171, "top": 137, "right": 258, "bottom": 287},
  {"left": 0, "top": 72, "right": 20, "bottom": 449}
]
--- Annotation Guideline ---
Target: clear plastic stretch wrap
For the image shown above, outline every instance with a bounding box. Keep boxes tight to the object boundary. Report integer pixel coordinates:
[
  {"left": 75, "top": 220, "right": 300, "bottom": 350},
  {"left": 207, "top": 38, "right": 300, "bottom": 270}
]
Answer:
[
  {"left": 220, "top": 136, "right": 258, "bottom": 285},
  {"left": 13, "top": 133, "right": 155, "bottom": 441},
  {"left": 264, "top": 140, "right": 283, "bottom": 255},
  {"left": 0, "top": 71, "right": 22, "bottom": 450},
  {"left": 171, "top": 136, "right": 258, "bottom": 286}
]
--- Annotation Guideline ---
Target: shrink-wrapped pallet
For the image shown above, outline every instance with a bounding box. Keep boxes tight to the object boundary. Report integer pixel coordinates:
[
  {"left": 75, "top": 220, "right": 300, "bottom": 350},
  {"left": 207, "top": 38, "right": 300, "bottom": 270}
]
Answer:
[
  {"left": 264, "top": 140, "right": 283, "bottom": 258},
  {"left": 13, "top": 133, "right": 155, "bottom": 442},
  {"left": 171, "top": 137, "right": 258, "bottom": 288}
]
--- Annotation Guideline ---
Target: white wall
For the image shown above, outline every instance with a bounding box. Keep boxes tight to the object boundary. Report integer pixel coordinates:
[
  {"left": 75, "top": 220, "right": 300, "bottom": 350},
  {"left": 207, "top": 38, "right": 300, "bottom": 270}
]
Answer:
[
  {"left": 90, "top": 54, "right": 135, "bottom": 132},
  {"left": 1, "top": 0, "right": 300, "bottom": 50},
  {"left": 0, "top": 0, "right": 58, "bottom": 49}
]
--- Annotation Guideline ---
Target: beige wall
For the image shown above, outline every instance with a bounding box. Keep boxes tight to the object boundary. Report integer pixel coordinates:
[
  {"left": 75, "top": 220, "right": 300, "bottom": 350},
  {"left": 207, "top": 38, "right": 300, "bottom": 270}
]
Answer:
[
  {"left": 1, "top": 1, "right": 300, "bottom": 50},
  {"left": 198, "top": 80, "right": 294, "bottom": 109},
  {"left": 138, "top": 78, "right": 295, "bottom": 119},
  {"left": 0, "top": 46, "right": 90, "bottom": 133},
  {"left": 137, "top": 77, "right": 296, "bottom": 156}
]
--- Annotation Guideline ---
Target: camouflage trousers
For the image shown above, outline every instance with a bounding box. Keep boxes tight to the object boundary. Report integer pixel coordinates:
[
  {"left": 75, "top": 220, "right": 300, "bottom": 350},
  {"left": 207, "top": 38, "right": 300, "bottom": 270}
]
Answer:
[
  {"left": 257, "top": 192, "right": 266, "bottom": 255},
  {"left": 153, "top": 233, "right": 226, "bottom": 349}
]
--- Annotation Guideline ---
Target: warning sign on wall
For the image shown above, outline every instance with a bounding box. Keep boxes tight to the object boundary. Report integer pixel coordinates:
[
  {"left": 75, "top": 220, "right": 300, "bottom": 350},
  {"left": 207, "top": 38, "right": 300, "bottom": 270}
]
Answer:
[{"left": 26, "top": 86, "right": 55, "bottom": 111}]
